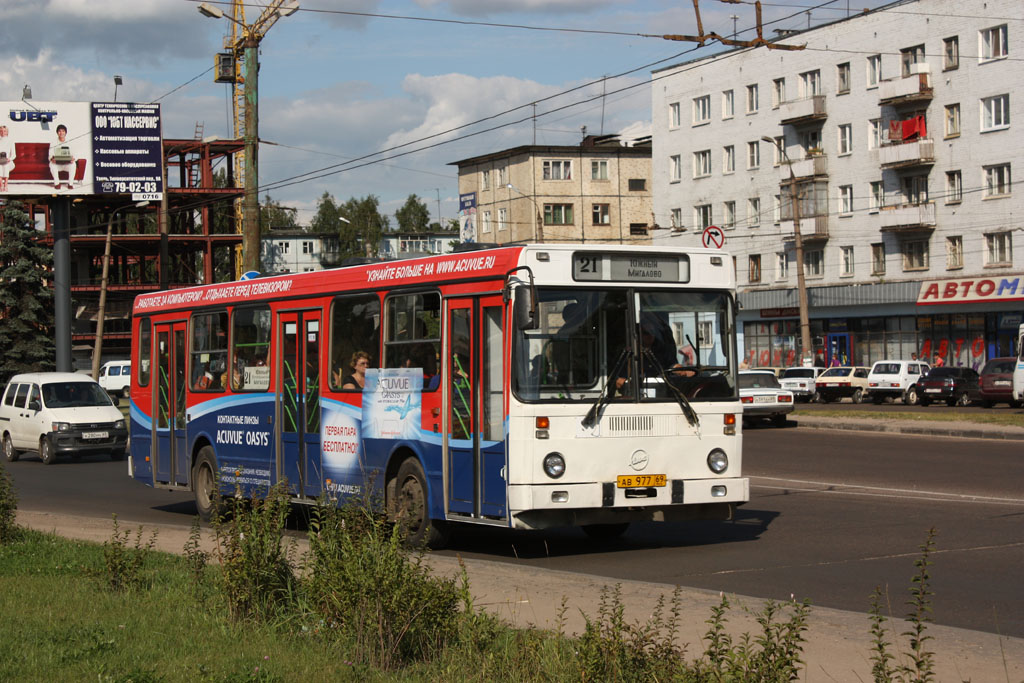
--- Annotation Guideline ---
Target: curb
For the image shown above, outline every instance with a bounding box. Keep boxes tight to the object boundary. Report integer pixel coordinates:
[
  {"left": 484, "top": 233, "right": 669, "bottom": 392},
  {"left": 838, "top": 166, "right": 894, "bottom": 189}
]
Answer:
[{"left": 793, "top": 416, "right": 1024, "bottom": 441}]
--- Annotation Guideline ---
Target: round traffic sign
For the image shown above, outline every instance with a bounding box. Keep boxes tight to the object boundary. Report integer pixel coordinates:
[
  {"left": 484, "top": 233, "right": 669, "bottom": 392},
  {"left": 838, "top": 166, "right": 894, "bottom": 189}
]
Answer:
[{"left": 701, "top": 225, "right": 725, "bottom": 249}]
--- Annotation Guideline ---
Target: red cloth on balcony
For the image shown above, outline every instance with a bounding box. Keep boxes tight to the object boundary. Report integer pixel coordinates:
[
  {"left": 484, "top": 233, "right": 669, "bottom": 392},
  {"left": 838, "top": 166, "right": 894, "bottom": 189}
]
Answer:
[{"left": 902, "top": 115, "right": 926, "bottom": 141}]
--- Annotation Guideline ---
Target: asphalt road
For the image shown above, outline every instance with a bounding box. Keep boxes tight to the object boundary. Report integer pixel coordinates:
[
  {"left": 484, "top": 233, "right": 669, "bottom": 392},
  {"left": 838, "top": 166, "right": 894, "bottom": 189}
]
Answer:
[{"left": 4, "top": 426, "right": 1022, "bottom": 637}]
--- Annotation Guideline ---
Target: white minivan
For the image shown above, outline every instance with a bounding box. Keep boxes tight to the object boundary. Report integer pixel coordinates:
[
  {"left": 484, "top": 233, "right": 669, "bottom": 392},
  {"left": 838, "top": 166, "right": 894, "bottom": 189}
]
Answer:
[
  {"left": 98, "top": 360, "right": 131, "bottom": 398},
  {"left": 866, "top": 360, "right": 931, "bottom": 405},
  {"left": 0, "top": 372, "right": 127, "bottom": 465}
]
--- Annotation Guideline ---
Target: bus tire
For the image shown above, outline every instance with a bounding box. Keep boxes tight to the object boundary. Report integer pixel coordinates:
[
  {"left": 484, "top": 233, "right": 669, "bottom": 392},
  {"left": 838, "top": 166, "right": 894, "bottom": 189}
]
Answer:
[
  {"left": 394, "top": 457, "right": 449, "bottom": 549},
  {"left": 3, "top": 433, "right": 19, "bottom": 463},
  {"left": 582, "top": 522, "right": 630, "bottom": 540},
  {"left": 192, "top": 447, "right": 219, "bottom": 522}
]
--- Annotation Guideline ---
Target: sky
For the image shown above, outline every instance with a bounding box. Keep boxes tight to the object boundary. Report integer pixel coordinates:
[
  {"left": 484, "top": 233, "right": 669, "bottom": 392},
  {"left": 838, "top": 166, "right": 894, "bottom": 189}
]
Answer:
[{"left": 1, "top": 0, "right": 891, "bottom": 227}]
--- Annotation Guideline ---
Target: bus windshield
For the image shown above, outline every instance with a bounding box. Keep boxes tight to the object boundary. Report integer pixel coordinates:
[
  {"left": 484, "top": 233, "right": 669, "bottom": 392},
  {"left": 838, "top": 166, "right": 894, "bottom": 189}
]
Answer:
[{"left": 513, "top": 287, "right": 736, "bottom": 402}]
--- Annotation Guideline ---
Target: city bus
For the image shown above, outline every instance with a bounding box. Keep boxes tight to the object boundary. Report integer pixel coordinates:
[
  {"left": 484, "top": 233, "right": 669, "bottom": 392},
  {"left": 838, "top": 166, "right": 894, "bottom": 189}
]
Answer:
[{"left": 128, "top": 244, "right": 747, "bottom": 546}]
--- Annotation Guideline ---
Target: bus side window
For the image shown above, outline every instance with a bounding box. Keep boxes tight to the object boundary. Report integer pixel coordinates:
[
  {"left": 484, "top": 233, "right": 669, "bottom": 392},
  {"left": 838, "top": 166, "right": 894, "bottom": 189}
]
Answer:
[
  {"left": 330, "top": 294, "right": 381, "bottom": 391},
  {"left": 191, "top": 311, "right": 228, "bottom": 393},
  {"left": 138, "top": 318, "right": 152, "bottom": 386},
  {"left": 231, "top": 306, "right": 272, "bottom": 392},
  {"left": 383, "top": 292, "right": 440, "bottom": 391}
]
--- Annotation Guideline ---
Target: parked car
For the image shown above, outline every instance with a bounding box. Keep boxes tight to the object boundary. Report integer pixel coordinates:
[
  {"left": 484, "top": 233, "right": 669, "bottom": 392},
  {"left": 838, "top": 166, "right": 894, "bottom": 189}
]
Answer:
[
  {"left": 917, "top": 366, "right": 980, "bottom": 406},
  {"left": 866, "top": 360, "right": 930, "bottom": 405},
  {"left": 779, "top": 366, "right": 825, "bottom": 401},
  {"left": 815, "top": 366, "right": 870, "bottom": 403},
  {"left": 98, "top": 360, "right": 131, "bottom": 398},
  {"left": 738, "top": 370, "right": 794, "bottom": 427},
  {"left": 751, "top": 366, "right": 786, "bottom": 379},
  {"left": 0, "top": 372, "right": 127, "bottom": 465},
  {"left": 978, "top": 357, "right": 1021, "bottom": 408}
]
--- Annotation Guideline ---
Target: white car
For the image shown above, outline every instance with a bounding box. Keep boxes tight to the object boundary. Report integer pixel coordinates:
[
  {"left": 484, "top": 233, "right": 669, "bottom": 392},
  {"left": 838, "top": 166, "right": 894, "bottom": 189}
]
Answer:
[
  {"left": 779, "top": 366, "right": 825, "bottom": 402},
  {"left": 739, "top": 370, "right": 795, "bottom": 427},
  {"left": 0, "top": 372, "right": 127, "bottom": 465},
  {"left": 866, "top": 360, "right": 931, "bottom": 405},
  {"left": 98, "top": 360, "right": 131, "bottom": 398}
]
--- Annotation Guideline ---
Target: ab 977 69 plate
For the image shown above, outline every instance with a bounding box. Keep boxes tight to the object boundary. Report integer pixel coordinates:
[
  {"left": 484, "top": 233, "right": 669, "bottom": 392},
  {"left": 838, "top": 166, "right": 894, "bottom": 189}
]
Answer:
[{"left": 616, "top": 474, "right": 666, "bottom": 488}]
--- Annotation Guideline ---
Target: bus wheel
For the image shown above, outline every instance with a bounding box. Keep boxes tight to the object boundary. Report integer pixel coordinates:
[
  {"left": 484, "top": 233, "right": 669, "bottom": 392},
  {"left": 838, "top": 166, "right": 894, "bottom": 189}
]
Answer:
[
  {"left": 3, "top": 433, "right": 19, "bottom": 463},
  {"left": 193, "top": 447, "right": 219, "bottom": 522},
  {"left": 582, "top": 523, "right": 630, "bottom": 540},
  {"left": 394, "top": 458, "right": 449, "bottom": 549}
]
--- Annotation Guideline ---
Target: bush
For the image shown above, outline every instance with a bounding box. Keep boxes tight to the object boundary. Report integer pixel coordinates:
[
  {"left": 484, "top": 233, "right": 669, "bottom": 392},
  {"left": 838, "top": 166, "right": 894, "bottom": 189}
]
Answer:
[
  {"left": 101, "top": 514, "right": 157, "bottom": 592},
  {"left": 0, "top": 460, "right": 17, "bottom": 544}
]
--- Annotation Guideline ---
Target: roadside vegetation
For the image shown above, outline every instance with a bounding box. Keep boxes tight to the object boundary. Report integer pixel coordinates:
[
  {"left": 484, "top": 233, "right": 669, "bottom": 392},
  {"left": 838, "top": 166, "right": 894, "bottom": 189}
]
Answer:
[
  {"left": 794, "top": 406, "right": 1024, "bottom": 429},
  {"left": 0, "top": 462, "right": 945, "bottom": 681}
]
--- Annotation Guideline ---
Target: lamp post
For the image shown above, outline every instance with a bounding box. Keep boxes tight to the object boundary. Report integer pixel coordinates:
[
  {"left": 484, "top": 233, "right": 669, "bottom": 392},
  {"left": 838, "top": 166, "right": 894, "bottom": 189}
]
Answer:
[
  {"left": 762, "top": 136, "right": 812, "bottom": 365},
  {"left": 113, "top": 75, "right": 123, "bottom": 102},
  {"left": 92, "top": 201, "right": 149, "bottom": 380},
  {"left": 506, "top": 183, "right": 544, "bottom": 243}
]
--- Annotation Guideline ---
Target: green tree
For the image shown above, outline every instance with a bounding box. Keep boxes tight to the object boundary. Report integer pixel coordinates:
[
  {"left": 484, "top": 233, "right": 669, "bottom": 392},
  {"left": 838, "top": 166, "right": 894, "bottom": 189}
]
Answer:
[
  {"left": 394, "top": 194, "right": 430, "bottom": 233},
  {"left": 341, "top": 195, "right": 389, "bottom": 256},
  {"left": 260, "top": 192, "right": 298, "bottom": 232},
  {"left": 0, "top": 202, "right": 55, "bottom": 382}
]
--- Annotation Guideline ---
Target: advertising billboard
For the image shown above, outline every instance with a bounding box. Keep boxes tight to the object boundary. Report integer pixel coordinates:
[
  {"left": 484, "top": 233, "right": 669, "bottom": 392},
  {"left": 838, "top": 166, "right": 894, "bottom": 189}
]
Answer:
[{"left": 1, "top": 101, "right": 162, "bottom": 199}]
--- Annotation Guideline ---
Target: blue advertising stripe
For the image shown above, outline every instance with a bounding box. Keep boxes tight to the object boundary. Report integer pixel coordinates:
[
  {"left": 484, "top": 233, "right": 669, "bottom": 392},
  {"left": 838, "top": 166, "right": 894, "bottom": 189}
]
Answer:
[{"left": 187, "top": 393, "right": 276, "bottom": 420}]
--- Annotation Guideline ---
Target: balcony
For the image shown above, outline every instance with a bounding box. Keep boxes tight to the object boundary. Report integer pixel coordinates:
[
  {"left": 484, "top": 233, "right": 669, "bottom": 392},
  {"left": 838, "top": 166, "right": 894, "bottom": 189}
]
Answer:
[
  {"left": 879, "top": 139, "right": 934, "bottom": 169},
  {"left": 879, "top": 201, "right": 936, "bottom": 231},
  {"left": 783, "top": 155, "right": 828, "bottom": 179},
  {"left": 779, "top": 94, "right": 827, "bottom": 125},
  {"left": 879, "top": 65, "right": 933, "bottom": 105},
  {"left": 781, "top": 214, "right": 829, "bottom": 242}
]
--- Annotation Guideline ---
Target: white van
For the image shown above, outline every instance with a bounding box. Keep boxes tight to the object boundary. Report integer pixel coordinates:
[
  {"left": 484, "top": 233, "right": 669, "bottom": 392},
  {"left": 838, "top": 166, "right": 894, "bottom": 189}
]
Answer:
[
  {"left": 0, "top": 372, "right": 127, "bottom": 465},
  {"left": 866, "top": 360, "right": 930, "bottom": 405},
  {"left": 1014, "top": 323, "right": 1024, "bottom": 403},
  {"left": 98, "top": 360, "right": 131, "bottom": 398}
]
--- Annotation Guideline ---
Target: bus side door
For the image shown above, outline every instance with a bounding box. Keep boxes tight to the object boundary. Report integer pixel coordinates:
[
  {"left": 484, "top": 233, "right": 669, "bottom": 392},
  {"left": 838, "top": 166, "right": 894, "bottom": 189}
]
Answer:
[
  {"left": 445, "top": 295, "right": 507, "bottom": 520},
  {"left": 277, "top": 310, "right": 323, "bottom": 498},
  {"left": 154, "top": 320, "right": 189, "bottom": 486}
]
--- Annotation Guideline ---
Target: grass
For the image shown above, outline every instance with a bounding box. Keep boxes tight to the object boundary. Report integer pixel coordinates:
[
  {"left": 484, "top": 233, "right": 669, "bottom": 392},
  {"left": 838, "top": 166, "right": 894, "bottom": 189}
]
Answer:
[{"left": 793, "top": 406, "right": 1024, "bottom": 428}]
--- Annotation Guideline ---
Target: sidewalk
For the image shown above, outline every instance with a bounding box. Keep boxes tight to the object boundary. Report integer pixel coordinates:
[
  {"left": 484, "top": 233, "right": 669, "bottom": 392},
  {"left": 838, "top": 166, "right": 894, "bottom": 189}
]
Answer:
[
  {"left": 793, "top": 411, "right": 1024, "bottom": 441},
  {"left": 16, "top": 509, "right": 1024, "bottom": 681}
]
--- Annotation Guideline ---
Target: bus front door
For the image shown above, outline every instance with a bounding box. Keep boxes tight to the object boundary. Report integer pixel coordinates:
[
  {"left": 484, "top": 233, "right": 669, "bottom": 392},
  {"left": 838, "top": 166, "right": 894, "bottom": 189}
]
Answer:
[
  {"left": 154, "top": 321, "right": 189, "bottom": 486},
  {"left": 445, "top": 296, "right": 507, "bottom": 521},
  {"left": 277, "top": 310, "right": 323, "bottom": 498}
]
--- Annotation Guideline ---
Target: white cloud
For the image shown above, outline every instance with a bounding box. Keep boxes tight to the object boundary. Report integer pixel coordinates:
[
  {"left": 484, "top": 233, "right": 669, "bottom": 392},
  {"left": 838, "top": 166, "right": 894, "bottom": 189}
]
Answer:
[{"left": 414, "top": 0, "right": 620, "bottom": 17}]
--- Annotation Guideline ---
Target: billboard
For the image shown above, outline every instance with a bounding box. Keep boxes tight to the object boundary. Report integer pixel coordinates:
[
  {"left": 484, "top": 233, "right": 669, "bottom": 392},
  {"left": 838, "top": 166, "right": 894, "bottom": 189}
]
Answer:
[
  {"left": 1, "top": 101, "right": 162, "bottom": 199},
  {"left": 458, "top": 192, "right": 476, "bottom": 243}
]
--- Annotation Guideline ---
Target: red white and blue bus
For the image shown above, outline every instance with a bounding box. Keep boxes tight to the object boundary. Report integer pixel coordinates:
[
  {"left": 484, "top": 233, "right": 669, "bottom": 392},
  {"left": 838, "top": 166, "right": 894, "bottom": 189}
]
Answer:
[{"left": 128, "top": 244, "right": 747, "bottom": 546}]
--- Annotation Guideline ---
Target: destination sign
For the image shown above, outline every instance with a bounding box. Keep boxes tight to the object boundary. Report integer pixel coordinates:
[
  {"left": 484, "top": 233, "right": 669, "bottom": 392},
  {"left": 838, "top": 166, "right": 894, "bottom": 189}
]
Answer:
[{"left": 572, "top": 253, "right": 687, "bottom": 283}]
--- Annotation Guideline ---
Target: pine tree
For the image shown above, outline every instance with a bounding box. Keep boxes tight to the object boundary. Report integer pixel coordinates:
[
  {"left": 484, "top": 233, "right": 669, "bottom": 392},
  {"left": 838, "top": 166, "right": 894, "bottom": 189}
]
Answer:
[{"left": 0, "top": 201, "right": 55, "bottom": 382}]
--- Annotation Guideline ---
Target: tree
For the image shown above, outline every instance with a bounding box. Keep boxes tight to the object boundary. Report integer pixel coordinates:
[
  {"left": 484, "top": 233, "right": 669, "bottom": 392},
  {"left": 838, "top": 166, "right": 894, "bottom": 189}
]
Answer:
[
  {"left": 0, "top": 201, "right": 55, "bottom": 382},
  {"left": 394, "top": 194, "right": 430, "bottom": 233},
  {"left": 341, "top": 195, "right": 389, "bottom": 256},
  {"left": 260, "top": 192, "right": 298, "bottom": 232}
]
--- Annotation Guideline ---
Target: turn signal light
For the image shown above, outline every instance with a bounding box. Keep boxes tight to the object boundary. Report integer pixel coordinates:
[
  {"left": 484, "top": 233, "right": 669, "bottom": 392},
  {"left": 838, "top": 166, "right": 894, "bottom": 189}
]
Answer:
[
  {"left": 536, "top": 416, "right": 550, "bottom": 429},
  {"left": 723, "top": 413, "right": 736, "bottom": 435},
  {"left": 778, "top": 394, "right": 793, "bottom": 403}
]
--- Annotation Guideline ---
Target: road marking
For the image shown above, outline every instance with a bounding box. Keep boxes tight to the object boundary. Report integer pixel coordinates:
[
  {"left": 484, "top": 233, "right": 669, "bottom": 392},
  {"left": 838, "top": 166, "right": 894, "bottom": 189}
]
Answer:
[{"left": 750, "top": 475, "right": 1024, "bottom": 506}]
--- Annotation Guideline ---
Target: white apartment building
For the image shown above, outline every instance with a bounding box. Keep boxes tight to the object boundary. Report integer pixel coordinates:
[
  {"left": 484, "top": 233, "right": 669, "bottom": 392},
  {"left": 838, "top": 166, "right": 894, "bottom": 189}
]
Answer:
[
  {"left": 260, "top": 230, "right": 329, "bottom": 274},
  {"left": 652, "top": 0, "right": 1021, "bottom": 370}
]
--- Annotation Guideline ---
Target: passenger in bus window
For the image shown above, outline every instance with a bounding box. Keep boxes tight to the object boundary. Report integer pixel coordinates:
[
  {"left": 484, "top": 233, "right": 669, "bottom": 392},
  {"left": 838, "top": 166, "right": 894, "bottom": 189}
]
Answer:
[{"left": 339, "top": 351, "right": 370, "bottom": 390}]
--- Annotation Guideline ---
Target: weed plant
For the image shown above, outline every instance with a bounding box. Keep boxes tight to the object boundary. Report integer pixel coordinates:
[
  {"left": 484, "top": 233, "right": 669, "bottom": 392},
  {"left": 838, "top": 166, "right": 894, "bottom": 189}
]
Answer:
[
  {"left": 0, "top": 460, "right": 16, "bottom": 544},
  {"left": 101, "top": 514, "right": 157, "bottom": 592}
]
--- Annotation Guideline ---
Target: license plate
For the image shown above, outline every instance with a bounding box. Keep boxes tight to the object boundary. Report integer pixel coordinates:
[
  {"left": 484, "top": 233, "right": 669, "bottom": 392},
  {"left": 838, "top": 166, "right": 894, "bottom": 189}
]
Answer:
[
  {"left": 82, "top": 431, "right": 108, "bottom": 439},
  {"left": 616, "top": 474, "right": 666, "bottom": 488},
  {"left": 995, "top": 380, "right": 1011, "bottom": 386},
  {"left": 924, "top": 389, "right": 941, "bottom": 393},
  {"left": 754, "top": 395, "right": 774, "bottom": 403}
]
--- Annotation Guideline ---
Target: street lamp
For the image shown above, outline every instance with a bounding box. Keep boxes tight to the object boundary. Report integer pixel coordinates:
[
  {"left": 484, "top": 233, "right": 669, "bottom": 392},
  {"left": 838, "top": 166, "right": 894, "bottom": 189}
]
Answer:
[
  {"left": 92, "top": 201, "right": 149, "bottom": 380},
  {"left": 761, "top": 136, "right": 812, "bottom": 365},
  {"left": 113, "top": 75, "right": 123, "bottom": 102},
  {"left": 506, "top": 183, "right": 544, "bottom": 243}
]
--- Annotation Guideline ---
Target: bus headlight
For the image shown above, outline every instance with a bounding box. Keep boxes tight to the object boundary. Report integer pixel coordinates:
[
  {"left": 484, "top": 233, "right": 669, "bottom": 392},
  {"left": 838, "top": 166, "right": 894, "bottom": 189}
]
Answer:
[
  {"left": 707, "top": 449, "right": 728, "bottom": 474},
  {"left": 543, "top": 452, "right": 565, "bottom": 479}
]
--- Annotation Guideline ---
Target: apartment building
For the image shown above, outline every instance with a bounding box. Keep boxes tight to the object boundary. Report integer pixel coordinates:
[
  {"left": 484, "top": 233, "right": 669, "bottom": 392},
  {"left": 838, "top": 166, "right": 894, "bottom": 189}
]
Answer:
[
  {"left": 451, "top": 135, "right": 653, "bottom": 245},
  {"left": 261, "top": 230, "right": 330, "bottom": 274},
  {"left": 652, "top": 0, "right": 1021, "bottom": 369}
]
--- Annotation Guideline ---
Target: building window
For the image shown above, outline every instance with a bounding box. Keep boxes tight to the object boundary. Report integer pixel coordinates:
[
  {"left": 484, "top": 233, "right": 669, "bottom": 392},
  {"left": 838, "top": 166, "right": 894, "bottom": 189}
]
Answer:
[
  {"left": 980, "top": 25, "right": 1008, "bottom": 62},
  {"left": 841, "top": 246, "right": 855, "bottom": 276},
  {"left": 771, "top": 136, "right": 784, "bottom": 166},
  {"left": 804, "top": 249, "right": 824, "bottom": 278},
  {"left": 869, "top": 181, "right": 884, "bottom": 211},
  {"left": 986, "top": 232, "right": 1012, "bottom": 265},
  {"left": 498, "top": 207, "right": 507, "bottom": 231},
  {"left": 802, "top": 129, "right": 821, "bottom": 155},
  {"left": 748, "top": 254, "right": 761, "bottom": 283},
  {"left": 628, "top": 178, "right": 646, "bottom": 192},
  {"left": 498, "top": 166, "right": 508, "bottom": 187},
  {"left": 868, "top": 118, "right": 882, "bottom": 150},
  {"left": 279, "top": 241, "right": 289, "bottom": 254},
  {"left": 900, "top": 44, "right": 925, "bottom": 77},
  {"left": 482, "top": 210, "right": 492, "bottom": 233},
  {"left": 902, "top": 175, "right": 929, "bottom": 204},
  {"left": 591, "top": 159, "right": 608, "bottom": 180},
  {"left": 723, "top": 201, "right": 736, "bottom": 229},
  {"left": 772, "top": 78, "right": 785, "bottom": 108},
  {"left": 302, "top": 241, "right": 313, "bottom": 254},
  {"left": 693, "top": 95, "right": 711, "bottom": 124},
  {"left": 944, "top": 103, "right": 961, "bottom": 137},
  {"left": 943, "top": 36, "right": 959, "bottom": 70},
  {"left": 902, "top": 240, "right": 929, "bottom": 271},
  {"left": 668, "top": 154, "right": 682, "bottom": 182},
  {"left": 984, "top": 164, "right": 1012, "bottom": 197},
  {"left": 543, "top": 203, "right": 573, "bottom": 225},
  {"left": 867, "top": 54, "right": 882, "bottom": 87},
  {"left": 694, "top": 204, "right": 712, "bottom": 230},
  {"left": 669, "top": 102, "right": 681, "bottom": 128},
  {"left": 981, "top": 94, "right": 1010, "bottom": 131},
  {"left": 946, "top": 170, "right": 962, "bottom": 203},
  {"left": 670, "top": 208, "right": 683, "bottom": 229},
  {"left": 946, "top": 236, "right": 963, "bottom": 269},
  {"left": 747, "top": 140, "right": 760, "bottom": 169},
  {"left": 776, "top": 252, "right": 789, "bottom": 280},
  {"left": 799, "top": 69, "right": 820, "bottom": 98},
  {"left": 723, "top": 145, "right": 735, "bottom": 174},
  {"left": 838, "top": 123, "right": 853, "bottom": 155},
  {"left": 591, "top": 204, "right": 610, "bottom": 225},
  {"left": 773, "top": 194, "right": 781, "bottom": 224},
  {"left": 871, "top": 243, "right": 886, "bottom": 275},
  {"left": 746, "top": 83, "right": 759, "bottom": 113},
  {"left": 481, "top": 169, "right": 490, "bottom": 190},
  {"left": 837, "top": 62, "right": 851, "bottom": 94},
  {"left": 748, "top": 197, "right": 761, "bottom": 227},
  {"left": 542, "top": 160, "right": 572, "bottom": 180},
  {"left": 839, "top": 184, "right": 854, "bottom": 214},
  {"left": 693, "top": 150, "right": 711, "bottom": 178},
  {"left": 722, "top": 90, "right": 734, "bottom": 118}
]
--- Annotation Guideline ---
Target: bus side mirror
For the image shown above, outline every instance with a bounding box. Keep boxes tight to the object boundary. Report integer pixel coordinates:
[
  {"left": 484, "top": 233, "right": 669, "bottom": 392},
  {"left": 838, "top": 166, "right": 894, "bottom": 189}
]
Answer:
[{"left": 513, "top": 288, "right": 537, "bottom": 330}]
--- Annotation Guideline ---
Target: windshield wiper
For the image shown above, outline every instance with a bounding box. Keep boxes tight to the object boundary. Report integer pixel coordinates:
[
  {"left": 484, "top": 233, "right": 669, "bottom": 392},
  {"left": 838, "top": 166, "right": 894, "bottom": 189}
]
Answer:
[
  {"left": 642, "top": 347, "right": 700, "bottom": 429},
  {"left": 582, "top": 347, "right": 632, "bottom": 428}
]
